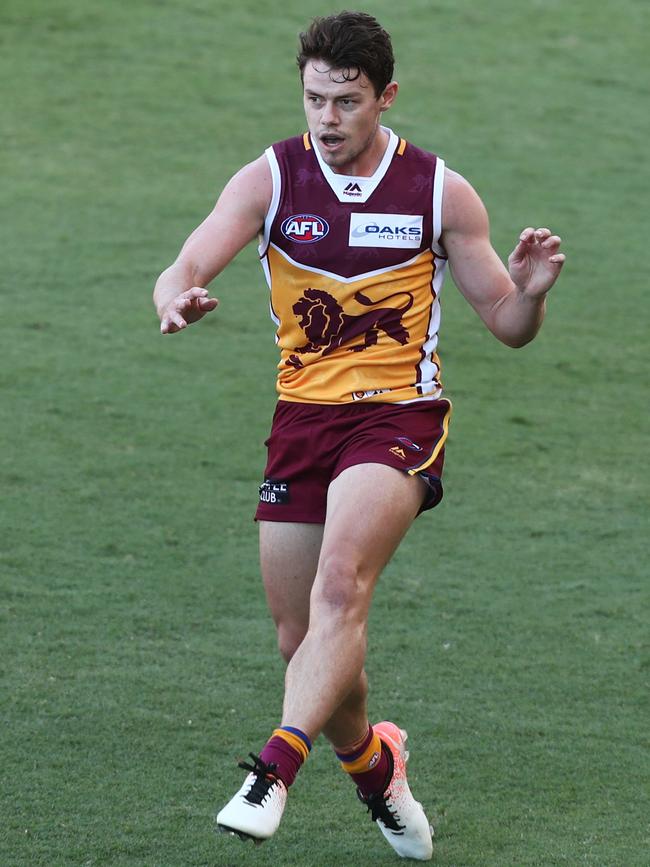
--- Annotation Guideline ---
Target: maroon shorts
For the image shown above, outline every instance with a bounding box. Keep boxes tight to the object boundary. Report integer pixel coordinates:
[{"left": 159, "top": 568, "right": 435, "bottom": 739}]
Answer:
[{"left": 255, "top": 398, "right": 452, "bottom": 524}]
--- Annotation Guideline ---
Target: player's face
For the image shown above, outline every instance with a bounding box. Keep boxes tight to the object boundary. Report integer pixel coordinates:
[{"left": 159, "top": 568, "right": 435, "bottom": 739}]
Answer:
[{"left": 302, "top": 60, "right": 397, "bottom": 176}]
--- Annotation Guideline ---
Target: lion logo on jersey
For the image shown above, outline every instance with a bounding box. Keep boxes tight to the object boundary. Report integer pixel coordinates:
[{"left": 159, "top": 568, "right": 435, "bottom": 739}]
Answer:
[{"left": 291, "top": 287, "right": 413, "bottom": 357}]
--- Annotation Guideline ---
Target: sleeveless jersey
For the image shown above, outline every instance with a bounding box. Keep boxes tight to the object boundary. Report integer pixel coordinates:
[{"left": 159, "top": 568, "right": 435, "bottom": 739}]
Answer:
[{"left": 259, "top": 128, "right": 447, "bottom": 405}]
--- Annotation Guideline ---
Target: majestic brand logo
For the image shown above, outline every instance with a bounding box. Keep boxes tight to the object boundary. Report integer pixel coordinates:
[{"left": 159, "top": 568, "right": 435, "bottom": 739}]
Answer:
[
  {"left": 349, "top": 212, "right": 424, "bottom": 249},
  {"left": 343, "top": 182, "right": 363, "bottom": 197},
  {"left": 281, "top": 214, "right": 329, "bottom": 244},
  {"left": 292, "top": 288, "right": 413, "bottom": 357},
  {"left": 259, "top": 479, "right": 290, "bottom": 504},
  {"left": 389, "top": 446, "right": 408, "bottom": 461}
]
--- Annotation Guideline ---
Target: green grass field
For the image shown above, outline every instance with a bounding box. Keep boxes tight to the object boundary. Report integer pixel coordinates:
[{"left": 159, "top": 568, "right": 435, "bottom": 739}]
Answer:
[{"left": 2, "top": 0, "right": 649, "bottom": 864}]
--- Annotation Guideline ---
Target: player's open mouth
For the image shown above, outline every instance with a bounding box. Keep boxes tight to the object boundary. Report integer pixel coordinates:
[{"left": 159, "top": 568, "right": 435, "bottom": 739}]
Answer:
[{"left": 319, "top": 134, "right": 344, "bottom": 151}]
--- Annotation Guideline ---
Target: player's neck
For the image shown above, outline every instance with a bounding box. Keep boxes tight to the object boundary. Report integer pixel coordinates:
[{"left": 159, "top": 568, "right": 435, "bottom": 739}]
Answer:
[{"left": 332, "top": 127, "right": 390, "bottom": 177}]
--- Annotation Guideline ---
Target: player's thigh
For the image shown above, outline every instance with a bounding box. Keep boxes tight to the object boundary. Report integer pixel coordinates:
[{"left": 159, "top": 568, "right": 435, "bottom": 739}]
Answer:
[
  {"left": 259, "top": 520, "right": 324, "bottom": 640},
  {"left": 313, "top": 462, "right": 426, "bottom": 613}
]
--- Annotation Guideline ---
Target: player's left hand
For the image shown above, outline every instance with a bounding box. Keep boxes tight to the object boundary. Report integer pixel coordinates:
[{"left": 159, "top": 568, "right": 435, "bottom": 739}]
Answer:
[{"left": 508, "top": 227, "right": 566, "bottom": 298}]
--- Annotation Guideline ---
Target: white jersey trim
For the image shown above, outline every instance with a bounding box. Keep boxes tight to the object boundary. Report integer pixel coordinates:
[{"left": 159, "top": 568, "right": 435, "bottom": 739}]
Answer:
[
  {"left": 394, "top": 390, "right": 443, "bottom": 404},
  {"left": 419, "top": 156, "right": 447, "bottom": 396},
  {"left": 416, "top": 259, "right": 447, "bottom": 395},
  {"left": 432, "top": 157, "right": 445, "bottom": 257},
  {"left": 310, "top": 127, "right": 399, "bottom": 204},
  {"left": 261, "top": 256, "right": 280, "bottom": 340},
  {"left": 259, "top": 146, "right": 282, "bottom": 257},
  {"left": 267, "top": 241, "right": 433, "bottom": 285}
]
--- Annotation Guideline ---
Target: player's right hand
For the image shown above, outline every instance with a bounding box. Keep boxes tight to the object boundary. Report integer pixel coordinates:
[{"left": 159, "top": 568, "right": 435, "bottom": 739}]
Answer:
[{"left": 159, "top": 286, "right": 219, "bottom": 334}]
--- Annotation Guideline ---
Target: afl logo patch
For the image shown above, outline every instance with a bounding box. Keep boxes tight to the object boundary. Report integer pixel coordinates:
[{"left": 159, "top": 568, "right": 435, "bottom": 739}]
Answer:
[{"left": 281, "top": 214, "right": 329, "bottom": 244}]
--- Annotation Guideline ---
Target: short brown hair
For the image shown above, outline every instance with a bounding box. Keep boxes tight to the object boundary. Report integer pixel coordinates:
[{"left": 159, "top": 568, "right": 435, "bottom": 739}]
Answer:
[{"left": 297, "top": 11, "right": 395, "bottom": 98}]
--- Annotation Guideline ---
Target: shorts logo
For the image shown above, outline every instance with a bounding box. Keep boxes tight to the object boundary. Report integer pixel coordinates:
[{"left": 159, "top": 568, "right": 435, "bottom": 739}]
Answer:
[
  {"left": 343, "top": 182, "right": 363, "bottom": 197},
  {"left": 281, "top": 214, "right": 329, "bottom": 244},
  {"left": 259, "top": 478, "right": 290, "bottom": 504},
  {"left": 396, "top": 436, "right": 423, "bottom": 452},
  {"left": 389, "top": 446, "right": 407, "bottom": 461},
  {"left": 349, "top": 212, "right": 423, "bottom": 249}
]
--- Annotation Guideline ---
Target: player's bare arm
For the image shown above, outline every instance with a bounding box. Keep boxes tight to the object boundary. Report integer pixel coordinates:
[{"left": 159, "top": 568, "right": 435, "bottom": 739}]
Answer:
[
  {"left": 153, "top": 155, "right": 272, "bottom": 334},
  {"left": 441, "top": 168, "right": 565, "bottom": 347}
]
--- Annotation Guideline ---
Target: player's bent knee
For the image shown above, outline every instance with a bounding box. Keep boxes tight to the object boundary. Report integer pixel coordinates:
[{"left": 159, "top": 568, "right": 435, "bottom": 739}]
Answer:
[{"left": 310, "top": 556, "right": 373, "bottom": 621}]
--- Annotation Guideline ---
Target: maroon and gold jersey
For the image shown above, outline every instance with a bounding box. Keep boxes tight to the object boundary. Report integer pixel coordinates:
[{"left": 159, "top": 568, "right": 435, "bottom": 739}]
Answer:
[{"left": 259, "top": 128, "right": 447, "bottom": 404}]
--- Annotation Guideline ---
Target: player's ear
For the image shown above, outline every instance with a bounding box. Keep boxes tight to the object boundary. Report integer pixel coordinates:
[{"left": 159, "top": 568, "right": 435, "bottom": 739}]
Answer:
[{"left": 379, "top": 81, "right": 398, "bottom": 112}]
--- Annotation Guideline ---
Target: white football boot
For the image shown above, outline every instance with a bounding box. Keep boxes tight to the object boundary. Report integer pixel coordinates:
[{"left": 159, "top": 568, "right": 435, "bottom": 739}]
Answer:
[
  {"left": 216, "top": 753, "right": 287, "bottom": 844},
  {"left": 359, "top": 722, "right": 434, "bottom": 861}
]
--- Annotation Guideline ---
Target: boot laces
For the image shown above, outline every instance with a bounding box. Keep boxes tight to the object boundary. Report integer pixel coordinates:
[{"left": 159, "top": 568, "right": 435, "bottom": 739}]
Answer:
[
  {"left": 358, "top": 788, "right": 405, "bottom": 833},
  {"left": 238, "top": 753, "right": 281, "bottom": 806}
]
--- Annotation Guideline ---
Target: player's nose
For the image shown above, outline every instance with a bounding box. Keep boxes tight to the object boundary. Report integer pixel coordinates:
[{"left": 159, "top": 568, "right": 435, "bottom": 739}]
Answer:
[{"left": 321, "top": 100, "right": 339, "bottom": 125}]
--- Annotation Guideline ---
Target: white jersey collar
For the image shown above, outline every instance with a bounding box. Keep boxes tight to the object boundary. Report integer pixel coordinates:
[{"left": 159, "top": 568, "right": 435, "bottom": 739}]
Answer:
[{"left": 310, "top": 126, "right": 398, "bottom": 204}]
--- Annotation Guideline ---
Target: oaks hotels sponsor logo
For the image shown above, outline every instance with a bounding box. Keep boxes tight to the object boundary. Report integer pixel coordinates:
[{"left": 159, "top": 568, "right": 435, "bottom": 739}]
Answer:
[
  {"left": 349, "top": 212, "right": 423, "bottom": 249},
  {"left": 281, "top": 214, "right": 329, "bottom": 244}
]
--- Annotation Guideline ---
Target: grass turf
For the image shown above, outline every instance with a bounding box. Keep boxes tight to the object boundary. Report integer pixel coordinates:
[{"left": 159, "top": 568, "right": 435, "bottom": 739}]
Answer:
[{"left": 2, "top": 0, "right": 649, "bottom": 864}]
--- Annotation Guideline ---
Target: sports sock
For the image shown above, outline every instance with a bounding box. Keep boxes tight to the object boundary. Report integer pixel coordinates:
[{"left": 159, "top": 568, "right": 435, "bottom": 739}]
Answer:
[
  {"left": 259, "top": 726, "right": 312, "bottom": 789},
  {"left": 335, "top": 724, "right": 392, "bottom": 798}
]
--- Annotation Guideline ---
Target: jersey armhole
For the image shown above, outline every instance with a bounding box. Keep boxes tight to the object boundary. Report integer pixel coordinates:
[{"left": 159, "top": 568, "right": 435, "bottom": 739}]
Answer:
[
  {"left": 432, "top": 157, "right": 446, "bottom": 258},
  {"left": 259, "top": 146, "right": 282, "bottom": 258}
]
